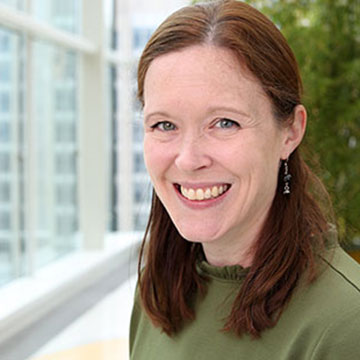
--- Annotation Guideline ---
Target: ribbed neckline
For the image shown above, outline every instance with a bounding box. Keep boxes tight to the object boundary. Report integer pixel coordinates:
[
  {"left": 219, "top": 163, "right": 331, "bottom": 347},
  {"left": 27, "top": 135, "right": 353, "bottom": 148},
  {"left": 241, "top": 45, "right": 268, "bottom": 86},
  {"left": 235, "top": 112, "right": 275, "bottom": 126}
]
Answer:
[
  {"left": 196, "top": 259, "right": 249, "bottom": 281},
  {"left": 195, "top": 226, "right": 338, "bottom": 282}
]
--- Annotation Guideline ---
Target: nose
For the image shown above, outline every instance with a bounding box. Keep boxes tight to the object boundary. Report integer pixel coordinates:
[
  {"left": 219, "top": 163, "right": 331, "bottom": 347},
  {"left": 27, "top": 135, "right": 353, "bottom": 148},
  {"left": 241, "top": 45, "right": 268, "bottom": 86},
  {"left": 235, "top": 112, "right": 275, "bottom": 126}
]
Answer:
[{"left": 174, "top": 135, "right": 212, "bottom": 172}]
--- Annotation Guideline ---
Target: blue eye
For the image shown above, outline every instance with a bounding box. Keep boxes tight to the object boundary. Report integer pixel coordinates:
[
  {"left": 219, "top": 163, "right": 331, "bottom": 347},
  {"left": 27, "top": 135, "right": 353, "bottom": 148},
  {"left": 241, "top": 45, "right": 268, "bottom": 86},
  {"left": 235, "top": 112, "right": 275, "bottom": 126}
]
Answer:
[
  {"left": 151, "top": 121, "right": 176, "bottom": 131},
  {"left": 215, "top": 118, "right": 240, "bottom": 129}
]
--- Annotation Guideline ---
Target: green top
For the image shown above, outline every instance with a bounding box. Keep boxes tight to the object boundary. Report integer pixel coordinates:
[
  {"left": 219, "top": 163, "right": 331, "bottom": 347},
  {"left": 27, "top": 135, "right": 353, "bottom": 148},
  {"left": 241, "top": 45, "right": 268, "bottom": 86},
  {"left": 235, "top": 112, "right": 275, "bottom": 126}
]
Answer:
[{"left": 130, "top": 245, "right": 360, "bottom": 359}]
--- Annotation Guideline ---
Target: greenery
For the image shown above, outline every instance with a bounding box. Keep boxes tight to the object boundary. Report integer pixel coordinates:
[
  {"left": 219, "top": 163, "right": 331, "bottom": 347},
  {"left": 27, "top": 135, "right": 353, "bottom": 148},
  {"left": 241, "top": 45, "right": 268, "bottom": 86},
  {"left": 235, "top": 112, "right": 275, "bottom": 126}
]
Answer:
[{"left": 193, "top": 0, "right": 360, "bottom": 246}]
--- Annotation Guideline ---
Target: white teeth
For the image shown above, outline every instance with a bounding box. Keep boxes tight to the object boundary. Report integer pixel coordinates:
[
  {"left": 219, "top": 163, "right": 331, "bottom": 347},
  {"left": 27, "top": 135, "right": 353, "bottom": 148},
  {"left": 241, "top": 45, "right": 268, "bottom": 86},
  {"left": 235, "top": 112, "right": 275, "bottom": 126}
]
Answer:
[
  {"left": 204, "top": 188, "right": 211, "bottom": 199},
  {"left": 180, "top": 184, "right": 229, "bottom": 201},
  {"left": 181, "top": 186, "right": 187, "bottom": 197},
  {"left": 196, "top": 188, "right": 204, "bottom": 200},
  {"left": 211, "top": 186, "right": 219, "bottom": 197},
  {"left": 188, "top": 188, "right": 196, "bottom": 200}
]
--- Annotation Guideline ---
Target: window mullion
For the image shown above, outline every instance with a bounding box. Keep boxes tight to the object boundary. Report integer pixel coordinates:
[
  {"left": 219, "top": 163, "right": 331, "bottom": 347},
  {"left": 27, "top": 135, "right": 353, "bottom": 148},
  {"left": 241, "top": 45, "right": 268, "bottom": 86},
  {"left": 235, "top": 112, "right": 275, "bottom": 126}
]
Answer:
[
  {"left": 79, "top": 0, "right": 107, "bottom": 249},
  {"left": 23, "top": 32, "right": 36, "bottom": 275},
  {"left": 0, "top": 3, "right": 96, "bottom": 55},
  {"left": 116, "top": 0, "right": 134, "bottom": 231}
]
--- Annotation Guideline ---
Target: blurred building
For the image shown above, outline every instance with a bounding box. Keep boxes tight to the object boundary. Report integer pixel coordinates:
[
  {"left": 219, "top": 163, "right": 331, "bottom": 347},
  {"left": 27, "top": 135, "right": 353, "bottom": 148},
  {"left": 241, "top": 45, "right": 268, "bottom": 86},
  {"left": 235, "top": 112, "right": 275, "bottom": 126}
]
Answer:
[
  {"left": 110, "top": 0, "right": 188, "bottom": 232},
  {"left": 0, "top": 0, "right": 80, "bottom": 285},
  {"left": 0, "top": 0, "right": 187, "bottom": 353},
  {"left": 0, "top": 0, "right": 187, "bottom": 286}
]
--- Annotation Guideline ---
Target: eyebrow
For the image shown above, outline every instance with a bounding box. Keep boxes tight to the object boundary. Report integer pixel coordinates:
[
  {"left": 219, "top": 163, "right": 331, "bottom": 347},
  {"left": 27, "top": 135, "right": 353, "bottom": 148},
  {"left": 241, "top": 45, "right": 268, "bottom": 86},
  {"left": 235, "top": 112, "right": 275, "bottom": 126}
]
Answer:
[
  {"left": 144, "top": 111, "right": 172, "bottom": 124},
  {"left": 205, "top": 105, "right": 251, "bottom": 119},
  {"left": 144, "top": 106, "right": 252, "bottom": 123}
]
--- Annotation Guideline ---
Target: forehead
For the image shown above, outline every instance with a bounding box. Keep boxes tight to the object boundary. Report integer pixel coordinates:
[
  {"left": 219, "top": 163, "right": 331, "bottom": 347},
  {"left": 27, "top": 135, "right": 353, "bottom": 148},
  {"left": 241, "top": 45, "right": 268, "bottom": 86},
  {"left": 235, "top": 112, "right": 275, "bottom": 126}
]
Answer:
[{"left": 143, "top": 45, "right": 270, "bottom": 117}]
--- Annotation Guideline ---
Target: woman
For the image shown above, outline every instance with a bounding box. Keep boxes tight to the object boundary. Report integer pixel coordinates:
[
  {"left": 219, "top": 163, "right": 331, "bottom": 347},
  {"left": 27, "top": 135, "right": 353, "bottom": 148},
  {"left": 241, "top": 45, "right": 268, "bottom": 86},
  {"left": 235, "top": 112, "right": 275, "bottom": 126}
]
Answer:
[{"left": 130, "top": 1, "right": 360, "bottom": 359}]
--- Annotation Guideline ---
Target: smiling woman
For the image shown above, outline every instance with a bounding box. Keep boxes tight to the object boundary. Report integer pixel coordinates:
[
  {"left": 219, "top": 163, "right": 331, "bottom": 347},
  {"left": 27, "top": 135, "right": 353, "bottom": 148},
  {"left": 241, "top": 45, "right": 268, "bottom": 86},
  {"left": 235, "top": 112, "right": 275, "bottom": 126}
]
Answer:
[
  {"left": 143, "top": 45, "right": 302, "bottom": 266},
  {"left": 130, "top": 1, "right": 360, "bottom": 359}
]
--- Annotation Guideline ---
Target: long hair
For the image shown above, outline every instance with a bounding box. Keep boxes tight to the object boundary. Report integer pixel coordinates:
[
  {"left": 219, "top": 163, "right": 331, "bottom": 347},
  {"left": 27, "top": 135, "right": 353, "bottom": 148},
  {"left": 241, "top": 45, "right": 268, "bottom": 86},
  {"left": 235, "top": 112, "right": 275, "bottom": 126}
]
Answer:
[{"left": 137, "top": 0, "right": 332, "bottom": 338}]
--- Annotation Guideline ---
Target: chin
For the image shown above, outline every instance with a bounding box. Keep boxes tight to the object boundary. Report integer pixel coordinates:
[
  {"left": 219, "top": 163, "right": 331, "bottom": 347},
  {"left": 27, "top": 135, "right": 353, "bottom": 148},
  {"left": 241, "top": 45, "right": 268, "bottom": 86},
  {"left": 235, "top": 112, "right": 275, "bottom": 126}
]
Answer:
[{"left": 175, "top": 222, "right": 223, "bottom": 244}]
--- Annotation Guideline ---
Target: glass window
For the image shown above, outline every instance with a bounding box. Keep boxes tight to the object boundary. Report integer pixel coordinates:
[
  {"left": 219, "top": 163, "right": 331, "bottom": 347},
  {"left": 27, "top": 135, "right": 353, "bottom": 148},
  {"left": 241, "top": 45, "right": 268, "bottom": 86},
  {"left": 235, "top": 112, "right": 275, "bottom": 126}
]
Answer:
[
  {"left": 0, "top": 182, "right": 10, "bottom": 202},
  {"left": 107, "top": 13, "right": 154, "bottom": 233},
  {"left": 108, "top": 64, "right": 118, "bottom": 231},
  {"left": 0, "top": 121, "right": 10, "bottom": 142},
  {"left": 0, "top": 153, "right": 10, "bottom": 172},
  {"left": 0, "top": 211, "right": 11, "bottom": 230},
  {"left": 0, "top": 0, "right": 24, "bottom": 10},
  {"left": 133, "top": 117, "right": 144, "bottom": 143},
  {"left": 134, "top": 185, "right": 145, "bottom": 203},
  {"left": 56, "top": 214, "right": 77, "bottom": 237},
  {"left": 56, "top": 183, "right": 76, "bottom": 206},
  {"left": 0, "top": 234, "right": 12, "bottom": 286},
  {"left": 133, "top": 27, "right": 154, "bottom": 51},
  {"left": 134, "top": 152, "right": 146, "bottom": 173},
  {"left": 134, "top": 210, "right": 149, "bottom": 231},
  {"left": 104, "top": 0, "right": 116, "bottom": 50},
  {"left": 0, "top": 92, "right": 10, "bottom": 113},
  {"left": 55, "top": 121, "right": 76, "bottom": 143},
  {"left": 32, "top": 0, "right": 80, "bottom": 34},
  {"left": 0, "top": 32, "right": 10, "bottom": 51},
  {"left": 55, "top": 153, "right": 76, "bottom": 174},
  {"left": 0, "top": 61, "right": 10, "bottom": 82},
  {"left": 0, "top": 27, "right": 24, "bottom": 286},
  {"left": 32, "top": 40, "right": 79, "bottom": 269},
  {"left": 55, "top": 88, "right": 76, "bottom": 111}
]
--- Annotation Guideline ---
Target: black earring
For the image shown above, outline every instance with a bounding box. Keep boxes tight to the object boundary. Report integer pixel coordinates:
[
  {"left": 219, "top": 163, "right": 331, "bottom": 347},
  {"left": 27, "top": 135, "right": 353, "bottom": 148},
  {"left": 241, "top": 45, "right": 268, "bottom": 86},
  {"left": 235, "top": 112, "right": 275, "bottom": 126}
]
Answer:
[{"left": 283, "top": 159, "right": 291, "bottom": 195}]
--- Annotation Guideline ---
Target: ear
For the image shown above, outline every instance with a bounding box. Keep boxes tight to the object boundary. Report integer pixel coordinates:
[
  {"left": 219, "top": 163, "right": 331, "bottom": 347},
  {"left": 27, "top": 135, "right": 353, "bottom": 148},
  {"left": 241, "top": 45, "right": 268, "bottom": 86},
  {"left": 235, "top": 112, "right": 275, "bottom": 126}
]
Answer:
[{"left": 280, "top": 104, "right": 307, "bottom": 160}]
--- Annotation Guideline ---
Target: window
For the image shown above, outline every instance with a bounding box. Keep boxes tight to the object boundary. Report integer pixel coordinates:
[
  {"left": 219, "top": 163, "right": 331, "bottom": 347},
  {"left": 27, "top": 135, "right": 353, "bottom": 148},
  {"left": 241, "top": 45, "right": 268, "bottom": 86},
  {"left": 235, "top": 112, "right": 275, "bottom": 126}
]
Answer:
[
  {"left": 0, "top": 0, "right": 190, "bottom": 289},
  {"left": 0, "top": 1, "right": 81, "bottom": 286},
  {"left": 0, "top": 121, "right": 10, "bottom": 141},
  {"left": 0, "top": 182, "right": 10, "bottom": 202},
  {"left": 56, "top": 183, "right": 76, "bottom": 205},
  {"left": 0, "top": 92, "right": 10, "bottom": 112},
  {"left": 0, "top": 211, "right": 11, "bottom": 230},
  {"left": 0, "top": 0, "right": 24, "bottom": 11},
  {"left": 133, "top": 27, "right": 154, "bottom": 51},
  {"left": 134, "top": 152, "right": 146, "bottom": 173},
  {"left": 0, "top": 61, "right": 10, "bottom": 81},
  {"left": 107, "top": 10, "right": 155, "bottom": 232},
  {"left": 32, "top": 0, "right": 80, "bottom": 33},
  {"left": 0, "top": 26, "right": 24, "bottom": 285},
  {"left": 0, "top": 153, "right": 10, "bottom": 172}
]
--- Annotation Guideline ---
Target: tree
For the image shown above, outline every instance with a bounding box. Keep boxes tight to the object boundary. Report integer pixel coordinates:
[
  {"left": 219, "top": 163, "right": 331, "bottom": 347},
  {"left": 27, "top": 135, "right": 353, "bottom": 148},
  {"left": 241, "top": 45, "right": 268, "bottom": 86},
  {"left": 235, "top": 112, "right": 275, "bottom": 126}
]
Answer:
[
  {"left": 253, "top": 0, "right": 360, "bottom": 246},
  {"left": 193, "top": 0, "right": 360, "bottom": 247}
]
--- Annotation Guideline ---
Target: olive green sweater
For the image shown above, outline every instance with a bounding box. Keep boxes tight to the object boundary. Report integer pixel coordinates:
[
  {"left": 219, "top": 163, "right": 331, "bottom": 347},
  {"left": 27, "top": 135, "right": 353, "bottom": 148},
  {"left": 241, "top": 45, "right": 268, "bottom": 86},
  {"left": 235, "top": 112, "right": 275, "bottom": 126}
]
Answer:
[{"left": 130, "top": 246, "right": 360, "bottom": 359}]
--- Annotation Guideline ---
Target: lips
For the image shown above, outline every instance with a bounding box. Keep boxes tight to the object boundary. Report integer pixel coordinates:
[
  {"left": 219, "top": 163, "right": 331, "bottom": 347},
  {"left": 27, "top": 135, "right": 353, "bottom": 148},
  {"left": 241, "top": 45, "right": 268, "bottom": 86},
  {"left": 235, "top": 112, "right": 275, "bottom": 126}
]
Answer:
[{"left": 175, "top": 183, "right": 231, "bottom": 201}]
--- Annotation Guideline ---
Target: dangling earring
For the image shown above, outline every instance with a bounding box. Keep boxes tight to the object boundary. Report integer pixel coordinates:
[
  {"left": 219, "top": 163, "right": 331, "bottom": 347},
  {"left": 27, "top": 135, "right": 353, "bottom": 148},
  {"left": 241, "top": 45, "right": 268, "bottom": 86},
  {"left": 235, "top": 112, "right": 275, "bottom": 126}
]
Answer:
[{"left": 283, "top": 159, "right": 291, "bottom": 195}]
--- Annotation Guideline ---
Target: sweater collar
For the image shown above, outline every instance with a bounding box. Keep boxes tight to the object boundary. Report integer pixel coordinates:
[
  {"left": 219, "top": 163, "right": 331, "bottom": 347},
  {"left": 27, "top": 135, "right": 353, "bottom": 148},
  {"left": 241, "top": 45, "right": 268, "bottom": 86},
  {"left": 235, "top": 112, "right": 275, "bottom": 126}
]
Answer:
[{"left": 196, "top": 258, "right": 249, "bottom": 281}]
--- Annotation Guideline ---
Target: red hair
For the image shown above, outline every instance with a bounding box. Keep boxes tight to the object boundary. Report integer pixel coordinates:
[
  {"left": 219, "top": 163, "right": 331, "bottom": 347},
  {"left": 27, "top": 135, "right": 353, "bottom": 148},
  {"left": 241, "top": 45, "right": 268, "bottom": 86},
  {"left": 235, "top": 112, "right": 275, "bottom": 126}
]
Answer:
[{"left": 137, "top": 0, "right": 332, "bottom": 338}]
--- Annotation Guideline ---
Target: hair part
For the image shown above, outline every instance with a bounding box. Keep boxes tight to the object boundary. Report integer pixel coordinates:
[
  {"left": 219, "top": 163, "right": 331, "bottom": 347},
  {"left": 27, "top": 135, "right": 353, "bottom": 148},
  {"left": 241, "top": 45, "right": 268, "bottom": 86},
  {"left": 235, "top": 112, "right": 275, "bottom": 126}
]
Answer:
[{"left": 137, "top": 0, "right": 332, "bottom": 338}]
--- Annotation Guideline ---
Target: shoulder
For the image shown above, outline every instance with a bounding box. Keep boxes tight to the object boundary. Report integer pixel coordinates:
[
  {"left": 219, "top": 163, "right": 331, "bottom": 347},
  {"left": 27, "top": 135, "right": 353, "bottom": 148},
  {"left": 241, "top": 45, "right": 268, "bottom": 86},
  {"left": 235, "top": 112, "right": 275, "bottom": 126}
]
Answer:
[
  {"left": 301, "top": 245, "right": 360, "bottom": 314},
  {"left": 129, "top": 282, "right": 142, "bottom": 355},
  {"left": 278, "top": 246, "right": 360, "bottom": 359},
  {"left": 318, "top": 245, "right": 360, "bottom": 297},
  {"left": 309, "top": 296, "right": 360, "bottom": 359},
  {"left": 305, "top": 246, "right": 360, "bottom": 359}
]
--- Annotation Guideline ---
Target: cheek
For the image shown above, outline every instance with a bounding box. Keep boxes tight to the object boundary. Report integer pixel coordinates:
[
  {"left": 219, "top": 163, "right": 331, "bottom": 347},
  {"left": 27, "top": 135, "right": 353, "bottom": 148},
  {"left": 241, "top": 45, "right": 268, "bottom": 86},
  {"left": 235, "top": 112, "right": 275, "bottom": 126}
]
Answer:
[
  {"left": 143, "top": 138, "right": 171, "bottom": 181},
  {"left": 143, "top": 139, "right": 157, "bottom": 177},
  {"left": 234, "top": 137, "right": 280, "bottom": 186}
]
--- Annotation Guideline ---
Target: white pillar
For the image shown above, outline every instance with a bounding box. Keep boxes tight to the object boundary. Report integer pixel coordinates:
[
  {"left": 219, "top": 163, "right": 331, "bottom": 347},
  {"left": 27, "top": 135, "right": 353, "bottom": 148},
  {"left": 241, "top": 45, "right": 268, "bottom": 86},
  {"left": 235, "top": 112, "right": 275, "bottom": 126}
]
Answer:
[
  {"left": 117, "top": 0, "right": 134, "bottom": 231},
  {"left": 79, "top": 0, "right": 107, "bottom": 249}
]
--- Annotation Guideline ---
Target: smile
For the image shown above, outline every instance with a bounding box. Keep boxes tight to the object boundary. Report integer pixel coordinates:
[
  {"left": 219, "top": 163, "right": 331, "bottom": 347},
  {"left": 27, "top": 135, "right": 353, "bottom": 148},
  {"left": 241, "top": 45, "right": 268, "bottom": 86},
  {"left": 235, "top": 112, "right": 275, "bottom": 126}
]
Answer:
[{"left": 176, "top": 184, "right": 231, "bottom": 201}]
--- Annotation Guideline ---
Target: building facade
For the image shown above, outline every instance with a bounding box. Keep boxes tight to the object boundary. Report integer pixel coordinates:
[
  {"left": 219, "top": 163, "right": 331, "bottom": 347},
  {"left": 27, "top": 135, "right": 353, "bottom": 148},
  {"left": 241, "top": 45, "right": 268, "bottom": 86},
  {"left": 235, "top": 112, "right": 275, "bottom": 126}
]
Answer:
[{"left": 0, "top": 0, "right": 188, "bottom": 287}]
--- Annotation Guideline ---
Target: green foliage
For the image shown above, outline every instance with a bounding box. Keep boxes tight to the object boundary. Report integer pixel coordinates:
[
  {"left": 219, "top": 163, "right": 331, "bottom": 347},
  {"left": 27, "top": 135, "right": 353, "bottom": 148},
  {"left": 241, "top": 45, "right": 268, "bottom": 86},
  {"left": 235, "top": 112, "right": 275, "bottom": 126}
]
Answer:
[
  {"left": 193, "top": 0, "right": 360, "bottom": 245},
  {"left": 250, "top": 0, "right": 360, "bottom": 246}
]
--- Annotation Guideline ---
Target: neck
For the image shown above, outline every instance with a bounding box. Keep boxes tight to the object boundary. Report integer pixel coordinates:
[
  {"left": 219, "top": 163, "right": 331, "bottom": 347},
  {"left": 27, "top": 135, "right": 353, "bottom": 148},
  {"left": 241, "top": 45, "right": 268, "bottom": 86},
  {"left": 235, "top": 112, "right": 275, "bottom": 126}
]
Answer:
[
  {"left": 202, "top": 232, "right": 254, "bottom": 268},
  {"left": 201, "top": 206, "right": 270, "bottom": 268}
]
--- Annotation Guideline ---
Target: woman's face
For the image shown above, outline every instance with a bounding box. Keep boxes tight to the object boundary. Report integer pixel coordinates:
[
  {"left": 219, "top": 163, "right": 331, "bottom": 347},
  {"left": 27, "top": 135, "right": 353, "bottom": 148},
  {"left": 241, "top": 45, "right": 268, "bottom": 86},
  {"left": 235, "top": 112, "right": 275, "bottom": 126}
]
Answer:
[{"left": 143, "top": 45, "right": 290, "bottom": 249}]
